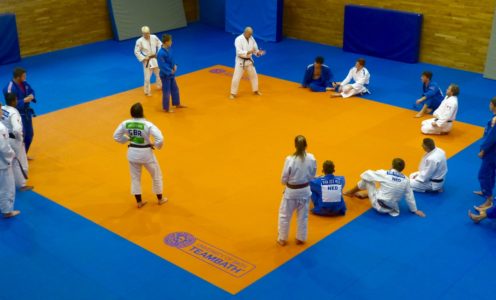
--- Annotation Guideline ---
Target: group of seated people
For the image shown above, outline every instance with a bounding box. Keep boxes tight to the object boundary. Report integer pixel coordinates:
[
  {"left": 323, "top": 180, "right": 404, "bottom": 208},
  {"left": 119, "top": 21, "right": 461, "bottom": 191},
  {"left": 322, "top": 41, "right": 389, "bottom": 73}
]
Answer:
[{"left": 309, "top": 138, "right": 445, "bottom": 217}]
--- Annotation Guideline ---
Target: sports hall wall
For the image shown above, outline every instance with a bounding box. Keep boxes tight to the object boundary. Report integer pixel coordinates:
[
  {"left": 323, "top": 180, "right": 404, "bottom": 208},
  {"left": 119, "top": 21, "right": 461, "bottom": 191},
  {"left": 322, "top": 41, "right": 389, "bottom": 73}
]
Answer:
[
  {"left": 0, "top": 0, "right": 199, "bottom": 57},
  {"left": 284, "top": 0, "right": 496, "bottom": 72}
]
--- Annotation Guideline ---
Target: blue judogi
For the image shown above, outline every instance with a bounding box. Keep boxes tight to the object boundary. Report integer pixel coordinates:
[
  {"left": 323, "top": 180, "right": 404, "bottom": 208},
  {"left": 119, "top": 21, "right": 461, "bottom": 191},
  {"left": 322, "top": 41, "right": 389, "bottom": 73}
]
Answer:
[
  {"left": 302, "top": 64, "right": 333, "bottom": 92},
  {"left": 157, "top": 46, "right": 180, "bottom": 111},
  {"left": 478, "top": 114, "right": 496, "bottom": 198},
  {"left": 415, "top": 81, "right": 443, "bottom": 111},
  {"left": 487, "top": 206, "right": 496, "bottom": 219},
  {"left": 3, "top": 80, "right": 36, "bottom": 153},
  {"left": 310, "top": 174, "right": 346, "bottom": 216}
]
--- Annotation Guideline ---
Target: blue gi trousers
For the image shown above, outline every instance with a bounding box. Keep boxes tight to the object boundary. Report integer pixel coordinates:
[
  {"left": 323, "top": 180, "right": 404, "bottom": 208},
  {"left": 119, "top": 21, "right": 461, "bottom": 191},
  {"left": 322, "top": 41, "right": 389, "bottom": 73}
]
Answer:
[
  {"left": 308, "top": 80, "right": 327, "bottom": 92},
  {"left": 161, "top": 75, "right": 180, "bottom": 111},
  {"left": 478, "top": 156, "right": 496, "bottom": 198},
  {"left": 21, "top": 113, "right": 34, "bottom": 153}
]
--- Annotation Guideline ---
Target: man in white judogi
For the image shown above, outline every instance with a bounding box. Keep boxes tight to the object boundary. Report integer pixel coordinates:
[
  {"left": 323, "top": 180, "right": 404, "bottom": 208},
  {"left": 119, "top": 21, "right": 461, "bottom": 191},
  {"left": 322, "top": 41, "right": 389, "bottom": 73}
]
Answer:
[
  {"left": 410, "top": 138, "right": 447, "bottom": 193},
  {"left": 0, "top": 103, "right": 19, "bottom": 218},
  {"left": 345, "top": 158, "right": 426, "bottom": 217},
  {"left": 113, "top": 103, "right": 166, "bottom": 208},
  {"left": 229, "top": 27, "right": 265, "bottom": 100},
  {"left": 421, "top": 84, "right": 459, "bottom": 135},
  {"left": 331, "top": 58, "right": 370, "bottom": 98},
  {"left": 1, "top": 93, "right": 33, "bottom": 191},
  {"left": 135, "top": 26, "right": 162, "bottom": 96}
]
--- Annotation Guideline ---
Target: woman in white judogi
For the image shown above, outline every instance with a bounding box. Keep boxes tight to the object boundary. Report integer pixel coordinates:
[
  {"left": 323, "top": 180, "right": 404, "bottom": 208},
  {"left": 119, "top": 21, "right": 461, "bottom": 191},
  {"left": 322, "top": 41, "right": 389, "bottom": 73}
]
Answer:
[
  {"left": 113, "top": 103, "right": 166, "bottom": 208},
  {"left": 331, "top": 58, "right": 370, "bottom": 98},
  {"left": 229, "top": 27, "right": 265, "bottom": 99},
  {"left": 421, "top": 84, "right": 459, "bottom": 135},
  {"left": 277, "top": 135, "right": 317, "bottom": 246},
  {"left": 135, "top": 26, "right": 162, "bottom": 96},
  {"left": 410, "top": 138, "right": 447, "bottom": 192}
]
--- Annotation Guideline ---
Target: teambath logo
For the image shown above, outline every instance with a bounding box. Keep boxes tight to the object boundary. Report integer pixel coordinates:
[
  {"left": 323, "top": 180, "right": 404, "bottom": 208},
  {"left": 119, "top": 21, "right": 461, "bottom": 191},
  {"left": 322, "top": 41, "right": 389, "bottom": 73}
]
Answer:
[
  {"left": 164, "top": 232, "right": 256, "bottom": 278},
  {"left": 209, "top": 68, "right": 250, "bottom": 81}
]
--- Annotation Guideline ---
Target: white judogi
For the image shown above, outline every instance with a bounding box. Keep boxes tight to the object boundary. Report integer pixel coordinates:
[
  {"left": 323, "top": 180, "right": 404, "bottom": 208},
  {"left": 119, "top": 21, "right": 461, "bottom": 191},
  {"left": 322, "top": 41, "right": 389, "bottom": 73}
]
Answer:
[
  {"left": 113, "top": 118, "right": 164, "bottom": 195},
  {"left": 278, "top": 153, "right": 317, "bottom": 242},
  {"left": 340, "top": 67, "right": 370, "bottom": 98},
  {"left": 1, "top": 105, "right": 28, "bottom": 188},
  {"left": 135, "top": 35, "right": 163, "bottom": 95},
  {"left": 421, "top": 96, "right": 458, "bottom": 134},
  {"left": 230, "top": 34, "right": 259, "bottom": 95},
  {"left": 357, "top": 169, "right": 417, "bottom": 217},
  {"left": 409, "top": 148, "right": 447, "bottom": 192},
  {"left": 0, "top": 122, "right": 16, "bottom": 214}
]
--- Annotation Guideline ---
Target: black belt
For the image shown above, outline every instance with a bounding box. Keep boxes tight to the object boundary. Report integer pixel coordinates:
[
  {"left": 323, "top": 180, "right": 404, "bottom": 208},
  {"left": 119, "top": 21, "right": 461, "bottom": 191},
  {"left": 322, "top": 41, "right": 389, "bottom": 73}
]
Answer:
[
  {"left": 9, "top": 133, "right": 15, "bottom": 139},
  {"left": 434, "top": 119, "right": 453, "bottom": 123},
  {"left": 128, "top": 144, "right": 152, "bottom": 148},
  {"left": 286, "top": 183, "right": 309, "bottom": 189},
  {"left": 430, "top": 178, "right": 444, "bottom": 183},
  {"left": 239, "top": 57, "right": 254, "bottom": 67},
  {"left": 377, "top": 199, "right": 393, "bottom": 210}
]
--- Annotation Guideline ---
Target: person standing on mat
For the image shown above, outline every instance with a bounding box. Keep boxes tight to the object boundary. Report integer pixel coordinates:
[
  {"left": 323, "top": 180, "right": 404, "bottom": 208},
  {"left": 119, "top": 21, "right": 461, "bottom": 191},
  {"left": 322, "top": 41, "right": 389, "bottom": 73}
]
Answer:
[
  {"left": 229, "top": 27, "right": 265, "bottom": 100},
  {"left": 278, "top": 135, "right": 317, "bottom": 246},
  {"left": 1, "top": 93, "right": 33, "bottom": 192},
  {"left": 413, "top": 71, "right": 444, "bottom": 118},
  {"left": 301, "top": 56, "right": 334, "bottom": 92},
  {"left": 344, "top": 158, "right": 426, "bottom": 218},
  {"left": 0, "top": 102, "right": 19, "bottom": 218},
  {"left": 113, "top": 103, "right": 167, "bottom": 208},
  {"left": 157, "top": 34, "right": 186, "bottom": 113},
  {"left": 3, "top": 68, "right": 37, "bottom": 156},
  {"left": 330, "top": 58, "right": 370, "bottom": 98},
  {"left": 309, "top": 160, "right": 346, "bottom": 216},
  {"left": 420, "top": 84, "right": 459, "bottom": 135},
  {"left": 409, "top": 138, "right": 447, "bottom": 193},
  {"left": 473, "top": 97, "right": 496, "bottom": 210},
  {"left": 134, "top": 26, "right": 162, "bottom": 96}
]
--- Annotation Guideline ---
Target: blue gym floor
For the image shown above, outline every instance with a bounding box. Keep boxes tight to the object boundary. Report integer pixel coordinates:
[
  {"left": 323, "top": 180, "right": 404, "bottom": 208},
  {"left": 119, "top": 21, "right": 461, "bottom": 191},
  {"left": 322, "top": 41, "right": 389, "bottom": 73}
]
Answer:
[{"left": 0, "top": 23, "right": 495, "bottom": 300}]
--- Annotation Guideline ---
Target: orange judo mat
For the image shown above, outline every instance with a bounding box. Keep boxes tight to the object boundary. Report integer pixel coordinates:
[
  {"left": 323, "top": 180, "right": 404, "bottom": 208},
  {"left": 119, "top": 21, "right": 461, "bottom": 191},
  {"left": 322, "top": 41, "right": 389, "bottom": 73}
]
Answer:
[{"left": 28, "top": 65, "right": 483, "bottom": 294}]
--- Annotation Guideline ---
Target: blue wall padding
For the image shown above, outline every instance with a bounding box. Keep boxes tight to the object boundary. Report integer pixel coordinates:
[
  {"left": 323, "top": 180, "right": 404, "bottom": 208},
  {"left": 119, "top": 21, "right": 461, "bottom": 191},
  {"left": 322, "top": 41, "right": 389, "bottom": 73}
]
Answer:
[
  {"left": 200, "top": 0, "right": 225, "bottom": 29},
  {"left": 0, "top": 14, "right": 21, "bottom": 65}
]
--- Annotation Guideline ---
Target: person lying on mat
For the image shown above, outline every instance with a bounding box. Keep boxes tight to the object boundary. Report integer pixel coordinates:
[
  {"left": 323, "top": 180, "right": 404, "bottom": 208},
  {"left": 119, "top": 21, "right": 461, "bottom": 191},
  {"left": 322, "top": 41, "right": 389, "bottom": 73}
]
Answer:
[
  {"left": 309, "top": 160, "right": 346, "bottom": 216},
  {"left": 344, "top": 158, "right": 426, "bottom": 218},
  {"left": 420, "top": 84, "right": 459, "bottom": 135},
  {"left": 301, "top": 56, "right": 334, "bottom": 92},
  {"left": 414, "top": 71, "right": 444, "bottom": 118},
  {"left": 330, "top": 58, "right": 370, "bottom": 98},
  {"left": 409, "top": 138, "right": 447, "bottom": 193}
]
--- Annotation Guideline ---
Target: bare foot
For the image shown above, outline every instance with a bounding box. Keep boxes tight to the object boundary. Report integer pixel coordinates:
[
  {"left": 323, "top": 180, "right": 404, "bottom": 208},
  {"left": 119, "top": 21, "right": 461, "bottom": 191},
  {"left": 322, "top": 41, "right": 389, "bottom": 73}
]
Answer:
[
  {"left": 254, "top": 91, "right": 262, "bottom": 96},
  {"left": 27, "top": 156, "right": 34, "bottom": 161},
  {"left": 164, "top": 109, "right": 174, "bottom": 113},
  {"left": 475, "top": 200, "right": 493, "bottom": 210},
  {"left": 326, "top": 87, "right": 335, "bottom": 91},
  {"left": 137, "top": 201, "right": 148, "bottom": 209},
  {"left": 277, "top": 239, "right": 287, "bottom": 246},
  {"left": 3, "top": 210, "right": 20, "bottom": 218},
  {"left": 158, "top": 198, "right": 168, "bottom": 205},
  {"left": 19, "top": 186, "right": 34, "bottom": 192},
  {"left": 229, "top": 94, "right": 236, "bottom": 100},
  {"left": 355, "top": 192, "right": 368, "bottom": 199},
  {"left": 295, "top": 239, "right": 305, "bottom": 245},
  {"left": 330, "top": 93, "right": 341, "bottom": 98},
  {"left": 414, "top": 113, "right": 424, "bottom": 118},
  {"left": 343, "top": 190, "right": 355, "bottom": 197},
  {"left": 174, "top": 105, "right": 187, "bottom": 109},
  {"left": 468, "top": 210, "right": 485, "bottom": 224},
  {"left": 473, "top": 191, "right": 483, "bottom": 196}
]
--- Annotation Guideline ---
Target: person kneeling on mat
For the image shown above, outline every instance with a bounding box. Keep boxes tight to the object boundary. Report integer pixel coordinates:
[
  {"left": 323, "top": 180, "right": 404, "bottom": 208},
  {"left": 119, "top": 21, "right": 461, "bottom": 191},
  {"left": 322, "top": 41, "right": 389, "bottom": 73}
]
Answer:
[
  {"left": 301, "top": 56, "right": 334, "bottom": 92},
  {"left": 421, "top": 84, "right": 459, "bottom": 135},
  {"left": 409, "top": 138, "right": 447, "bottom": 193},
  {"left": 309, "top": 160, "right": 346, "bottom": 216}
]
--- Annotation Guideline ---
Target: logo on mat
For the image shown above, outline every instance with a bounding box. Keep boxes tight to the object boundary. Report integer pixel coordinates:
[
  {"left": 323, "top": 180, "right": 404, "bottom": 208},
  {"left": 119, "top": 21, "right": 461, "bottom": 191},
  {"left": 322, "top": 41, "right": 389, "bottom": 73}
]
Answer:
[{"left": 164, "top": 231, "right": 256, "bottom": 278}]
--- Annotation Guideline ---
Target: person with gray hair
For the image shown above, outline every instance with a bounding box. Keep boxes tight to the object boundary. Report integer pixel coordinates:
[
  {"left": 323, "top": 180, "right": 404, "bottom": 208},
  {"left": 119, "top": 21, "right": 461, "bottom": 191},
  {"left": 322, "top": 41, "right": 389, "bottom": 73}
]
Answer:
[
  {"left": 409, "top": 138, "right": 447, "bottom": 193},
  {"left": 229, "top": 27, "right": 265, "bottom": 100},
  {"left": 134, "top": 26, "right": 162, "bottom": 96},
  {"left": 421, "top": 84, "right": 459, "bottom": 135}
]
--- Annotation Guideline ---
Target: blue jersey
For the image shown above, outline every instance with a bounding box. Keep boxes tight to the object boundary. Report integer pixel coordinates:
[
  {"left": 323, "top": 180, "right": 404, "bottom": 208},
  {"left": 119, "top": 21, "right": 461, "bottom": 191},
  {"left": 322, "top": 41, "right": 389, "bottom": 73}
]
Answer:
[
  {"left": 3, "top": 80, "right": 36, "bottom": 115},
  {"left": 157, "top": 47, "right": 175, "bottom": 77},
  {"left": 310, "top": 174, "right": 346, "bottom": 216},
  {"left": 422, "top": 81, "right": 443, "bottom": 110},
  {"left": 481, "top": 114, "right": 496, "bottom": 159},
  {"left": 302, "top": 64, "right": 333, "bottom": 88}
]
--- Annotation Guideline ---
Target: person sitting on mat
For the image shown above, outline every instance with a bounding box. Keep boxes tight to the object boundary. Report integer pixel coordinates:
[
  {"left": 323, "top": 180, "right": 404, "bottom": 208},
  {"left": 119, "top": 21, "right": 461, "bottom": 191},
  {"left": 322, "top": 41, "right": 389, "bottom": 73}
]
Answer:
[
  {"left": 409, "top": 138, "right": 447, "bottom": 193},
  {"left": 344, "top": 158, "right": 426, "bottom": 218},
  {"left": 421, "top": 84, "right": 459, "bottom": 135},
  {"left": 330, "top": 58, "right": 370, "bottom": 98},
  {"left": 301, "top": 56, "right": 334, "bottom": 92},
  {"left": 414, "top": 71, "right": 444, "bottom": 118},
  {"left": 309, "top": 160, "right": 346, "bottom": 216}
]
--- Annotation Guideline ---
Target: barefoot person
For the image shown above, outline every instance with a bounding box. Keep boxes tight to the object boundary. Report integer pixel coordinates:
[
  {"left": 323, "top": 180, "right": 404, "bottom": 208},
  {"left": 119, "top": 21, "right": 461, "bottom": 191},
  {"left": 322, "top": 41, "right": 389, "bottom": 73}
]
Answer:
[
  {"left": 468, "top": 206, "right": 496, "bottom": 223},
  {"left": 410, "top": 138, "right": 447, "bottom": 193},
  {"left": 277, "top": 135, "right": 317, "bottom": 246},
  {"left": 330, "top": 58, "right": 370, "bottom": 98},
  {"left": 301, "top": 56, "right": 334, "bottom": 92},
  {"left": 134, "top": 26, "right": 162, "bottom": 96},
  {"left": 157, "top": 34, "right": 186, "bottom": 112},
  {"left": 473, "top": 97, "right": 496, "bottom": 210},
  {"left": 113, "top": 103, "right": 167, "bottom": 208},
  {"left": 345, "top": 158, "right": 425, "bottom": 218},
  {"left": 414, "top": 71, "right": 444, "bottom": 118},
  {"left": 421, "top": 84, "right": 459, "bottom": 135},
  {"left": 0, "top": 102, "right": 19, "bottom": 218},
  {"left": 229, "top": 27, "right": 265, "bottom": 100}
]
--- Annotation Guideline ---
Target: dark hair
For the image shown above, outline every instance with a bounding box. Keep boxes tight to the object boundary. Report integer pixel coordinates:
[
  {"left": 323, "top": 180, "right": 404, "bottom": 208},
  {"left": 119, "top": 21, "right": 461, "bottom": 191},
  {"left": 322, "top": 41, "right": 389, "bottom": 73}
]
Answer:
[
  {"left": 449, "top": 84, "right": 460, "bottom": 96},
  {"left": 392, "top": 158, "right": 405, "bottom": 172},
  {"left": 13, "top": 67, "right": 26, "bottom": 79},
  {"left": 357, "top": 58, "right": 366, "bottom": 66},
  {"left": 130, "top": 102, "right": 144, "bottom": 118},
  {"left": 5, "top": 93, "right": 17, "bottom": 106},
  {"left": 293, "top": 135, "right": 307, "bottom": 160},
  {"left": 162, "top": 34, "right": 172, "bottom": 43},
  {"left": 323, "top": 160, "right": 335, "bottom": 175},
  {"left": 491, "top": 97, "right": 496, "bottom": 107},
  {"left": 423, "top": 138, "right": 436, "bottom": 151},
  {"left": 315, "top": 56, "right": 324, "bottom": 64},
  {"left": 422, "top": 71, "right": 433, "bottom": 80}
]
